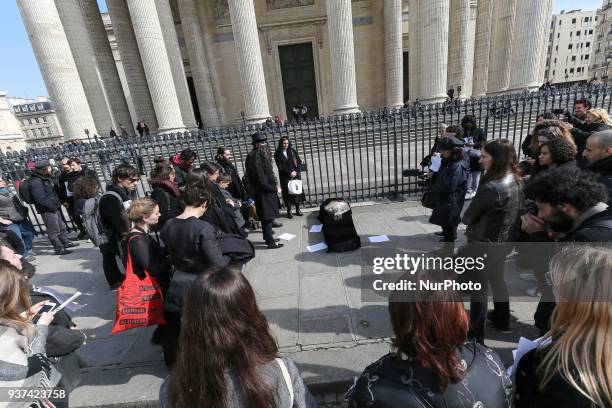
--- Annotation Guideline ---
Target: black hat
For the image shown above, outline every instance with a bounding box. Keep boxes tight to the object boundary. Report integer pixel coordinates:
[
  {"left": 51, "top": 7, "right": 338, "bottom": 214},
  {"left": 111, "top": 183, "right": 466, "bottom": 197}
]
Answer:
[
  {"left": 35, "top": 160, "right": 50, "bottom": 169},
  {"left": 251, "top": 132, "right": 267, "bottom": 143},
  {"left": 437, "top": 137, "right": 464, "bottom": 150}
]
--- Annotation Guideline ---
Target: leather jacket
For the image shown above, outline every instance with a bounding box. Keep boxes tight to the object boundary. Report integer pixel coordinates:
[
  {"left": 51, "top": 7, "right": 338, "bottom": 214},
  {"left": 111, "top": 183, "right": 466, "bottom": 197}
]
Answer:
[{"left": 462, "top": 173, "right": 524, "bottom": 242}]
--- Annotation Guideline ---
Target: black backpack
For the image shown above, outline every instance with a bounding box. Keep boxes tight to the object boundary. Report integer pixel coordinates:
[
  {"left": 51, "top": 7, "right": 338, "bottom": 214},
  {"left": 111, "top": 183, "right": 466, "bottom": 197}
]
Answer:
[{"left": 18, "top": 178, "right": 34, "bottom": 204}]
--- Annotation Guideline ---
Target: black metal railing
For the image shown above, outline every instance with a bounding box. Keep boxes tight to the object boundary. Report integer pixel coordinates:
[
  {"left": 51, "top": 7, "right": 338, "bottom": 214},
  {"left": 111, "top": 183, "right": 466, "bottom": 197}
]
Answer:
[{"left": 2, "top": 84, "right": 610, "bottom": 235}]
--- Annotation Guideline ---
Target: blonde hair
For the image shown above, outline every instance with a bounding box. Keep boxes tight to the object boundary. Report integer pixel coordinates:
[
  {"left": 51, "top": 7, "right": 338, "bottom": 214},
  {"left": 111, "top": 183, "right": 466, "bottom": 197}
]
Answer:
[
  {"left": 0, "top": 260, "right": 34, "bottom": 338},
  {"left": 127, "top": 197, "right": 158, "bottom": 223},
  {"left": 538, "top": 246, "right": 612, "bottom": 407},
  {"left": 587, "top": 108, "right": 612, "bottom": 126}
]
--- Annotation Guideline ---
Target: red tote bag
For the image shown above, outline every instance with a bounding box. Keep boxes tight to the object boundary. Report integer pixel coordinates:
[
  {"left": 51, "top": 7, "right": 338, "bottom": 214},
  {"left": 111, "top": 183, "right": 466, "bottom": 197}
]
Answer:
[{"left": 111, "top": 236, "right": 165, "bottom": 334}]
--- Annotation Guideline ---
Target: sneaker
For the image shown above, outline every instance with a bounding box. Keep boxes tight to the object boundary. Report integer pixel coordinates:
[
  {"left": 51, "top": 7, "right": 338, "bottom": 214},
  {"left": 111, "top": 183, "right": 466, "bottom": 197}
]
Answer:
[
  {"left": 519, "top": 273, "right": 538, "bottom": 283},
  {"left": 55, "top": 248, "right": 73, "bottom": 255},
  {"left": 64, "top": 241, "right": 80, "bottom": 248},
  {"left": 526, "top": 287, "right": 541, "bottom": 297}
]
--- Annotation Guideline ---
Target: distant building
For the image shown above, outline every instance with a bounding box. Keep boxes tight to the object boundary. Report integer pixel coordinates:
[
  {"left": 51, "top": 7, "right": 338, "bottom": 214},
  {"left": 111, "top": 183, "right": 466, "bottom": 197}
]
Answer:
[
  {"left": 591, "top": 0, "right": 612, "bottom": 85},
  {"left": 12, "top": 99, "right": 63, "bottom": 148},
  {"left": 545, "top": 9, "right": 597, "bottom": 86},
  {"left": 0, "top": 92, "right": 26, "bottom": 152}
]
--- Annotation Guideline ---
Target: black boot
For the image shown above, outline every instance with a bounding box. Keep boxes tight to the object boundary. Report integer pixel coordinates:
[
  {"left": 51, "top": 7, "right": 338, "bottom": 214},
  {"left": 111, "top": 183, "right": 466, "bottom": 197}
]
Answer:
[
  {"left": 286, "top": 204, "right": 293, "bottom": 219},
  {"left": 490, "top": 302, "right": 510, "bottom": 332},
  {"left": 295, "top": 205, "right": 303, "bottom": 216}
]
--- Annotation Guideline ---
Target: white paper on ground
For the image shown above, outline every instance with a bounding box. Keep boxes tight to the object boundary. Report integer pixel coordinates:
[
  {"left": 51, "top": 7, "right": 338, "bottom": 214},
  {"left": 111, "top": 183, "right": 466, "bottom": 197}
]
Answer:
[
  {"left": 430, "top": 154, "right": 442, "bottom": 172},
  {"left": 309, "top": 224, "right": 323, "bottom": 233},
  {"left": 368, "top": 235, "right": 390, "bottom": 243},
  {"left": 507, "top": 335, "right": 551, "bottom": 377},
  {"left": 277, "top": 233, "right": 296, "bottom": 241},
  {"left": 307, "top": 242, "right": 328, "bottom": 252},
  {"left": 31, "top": 286, "right": 85, "bottom": 312}
]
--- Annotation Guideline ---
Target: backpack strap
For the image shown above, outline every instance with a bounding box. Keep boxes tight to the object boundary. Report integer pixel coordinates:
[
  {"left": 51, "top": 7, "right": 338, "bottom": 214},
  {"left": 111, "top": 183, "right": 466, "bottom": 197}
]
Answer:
[{"left": 275, "top": 358, "right": 294, "bottom": 408}]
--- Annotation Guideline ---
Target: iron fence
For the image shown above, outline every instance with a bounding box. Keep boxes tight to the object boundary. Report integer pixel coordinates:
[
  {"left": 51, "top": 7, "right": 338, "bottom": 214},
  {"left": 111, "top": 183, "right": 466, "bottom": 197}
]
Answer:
[{"left": 1, "top": 84, "right": 610, "bottom": 235}]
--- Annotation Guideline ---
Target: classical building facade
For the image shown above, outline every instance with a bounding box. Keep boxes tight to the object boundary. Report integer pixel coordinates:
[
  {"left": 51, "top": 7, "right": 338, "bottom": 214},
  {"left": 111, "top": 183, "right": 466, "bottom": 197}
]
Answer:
[
  {"left": 0, "top": 92, "right": 26, "bottom": 152},
  {"left": 12, "top": 100, "right": 64, "bottom": 148},
  {"left": 545, "top": 9, "right": 597, "bottom": 85},
  {"left": 591, "top": 1, "right": 612, "bottom": 85},
  {"left": 17, "top": 0, "right": 552, "bottom": 138}
]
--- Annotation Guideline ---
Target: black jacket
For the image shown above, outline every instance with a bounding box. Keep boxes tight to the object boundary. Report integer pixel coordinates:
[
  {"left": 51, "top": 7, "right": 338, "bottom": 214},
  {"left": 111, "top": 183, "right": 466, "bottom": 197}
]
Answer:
[
  {"left": 170, "top": 155, "right": 190, "bottom": 187},
  {"left": 570, "top": 122, "right": 610, "bottom": 158},
  {"left": 29, "top": 171, "right": 61, "bottom": 213},
  {"left": 274, "top": 147, "right": 305, "bottom": 203},
  {"left": 347, "top": 342, "right": 512, "bottom": 408},
  {"left": 587, "top": 155, "right": 612, "bottom": 205},
  {"left": 515, "top": 344, "right": 595, "bottom": 408},
  {"left": 463, "top": 173, "right": 524, "bottom": 242},
  {"left": 216, "top": 158, "right": 246, "bottom": 200},
  {"left": 122, "top": 229, "right": 170, "bottom": 281},
  {"left": 461, "top": 116, "right": 487, "bottom": 149},
  {"left": 98, "top": 184, "right": 131, "bottom": 242},
  {"left": 160, "top": 217, "right": 229, "bottom": 274},
  {"left": 149, "top": 180, "right": 183, "bottom": 229},
  {"left": 429, "top": 157, "right": 469, "bottom": 227},
  {"left": 245, "top": 148, "right": 280, "bottom": 221}
]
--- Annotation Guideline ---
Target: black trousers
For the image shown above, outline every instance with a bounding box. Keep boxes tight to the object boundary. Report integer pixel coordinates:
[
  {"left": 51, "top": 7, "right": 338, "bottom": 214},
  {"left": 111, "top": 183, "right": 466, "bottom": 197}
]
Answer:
[
  {"left": 67, "top": 201, "right": 86, "bottom": 235},
  {"left": 99, "top": 242, "right": 124, "bottom": 287},
  {"left": 262, "top": 219, "right": 274, "bottom": 244},
  {"left": 441, "top": 224, "right": 458, "bottom": 242}
]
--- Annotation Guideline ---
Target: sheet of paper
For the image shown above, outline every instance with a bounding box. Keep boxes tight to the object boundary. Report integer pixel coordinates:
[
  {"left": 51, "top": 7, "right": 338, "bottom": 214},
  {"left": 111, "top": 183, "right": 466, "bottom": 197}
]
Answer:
[
  {"left": 31, "top": 286, "right": 85, "bottom": 312},
  {"left": 278, "top": 233, "right": 295, "bottom": 241},
  {"left": 307, "top": 242, "right": 328, "bottom": 252},
  {"left": 309, "top": 224, "right": 323, "bottom": 233},
  {"left": 368, "top": 235, "right": 390, "bottom": 243},
  {"left": 507, "top": 336, "right": 551, "bottom": 377},
  {"left": 430, "top": 154, "right": 442, "bottom": 172}
]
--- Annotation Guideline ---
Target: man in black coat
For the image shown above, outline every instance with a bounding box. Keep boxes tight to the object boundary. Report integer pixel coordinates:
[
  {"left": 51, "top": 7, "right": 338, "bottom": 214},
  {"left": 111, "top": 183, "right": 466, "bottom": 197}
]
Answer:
[
  {"left": 215, "top": 146, "right": 246, "bottom": 200},
  {"left": 66, "top": 158, "right": 98, "bottom": 239},
  {"left": 29, "top": 161, "right": 78, "bottom": 255},
  {"left": 245, "top": 132, "right": 283, "bottom": 249},
  {"left": 521, "top": 167, "right": 612, "bottom": 334},
  {"left": 584, "top": 130, "right": 612, "bottom": 204},
  {"left": 170, "top": 148, "right": 197, "bottom": 187}
]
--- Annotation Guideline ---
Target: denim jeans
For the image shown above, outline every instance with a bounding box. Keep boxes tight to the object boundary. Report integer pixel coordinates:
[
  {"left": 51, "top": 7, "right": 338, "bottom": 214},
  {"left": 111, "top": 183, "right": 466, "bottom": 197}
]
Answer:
[{"left": 8, "top": 220, "right": 35, "bottom": 257}]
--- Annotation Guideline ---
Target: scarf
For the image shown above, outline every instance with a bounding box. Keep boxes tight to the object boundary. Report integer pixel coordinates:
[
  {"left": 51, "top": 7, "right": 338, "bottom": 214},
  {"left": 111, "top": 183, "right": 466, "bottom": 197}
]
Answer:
[{"left": 150, "top": 179, "right": 180, "bottom": 197}]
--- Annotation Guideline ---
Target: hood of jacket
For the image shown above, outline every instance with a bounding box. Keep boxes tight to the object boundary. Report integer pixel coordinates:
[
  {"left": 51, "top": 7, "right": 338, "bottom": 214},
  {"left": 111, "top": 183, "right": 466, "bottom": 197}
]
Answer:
[{"left": 170, "top": 154, "right": 189, "bottom": 172}]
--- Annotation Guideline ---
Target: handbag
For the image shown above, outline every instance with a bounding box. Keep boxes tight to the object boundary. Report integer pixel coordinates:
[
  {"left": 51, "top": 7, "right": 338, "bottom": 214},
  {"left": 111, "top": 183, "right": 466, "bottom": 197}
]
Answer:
[
  {"left": 164, "top": 269, "right": 198, "bottom": 315},
  {"left": 275, "top": 358, "right": 294, "bottom": 408},
  {"left": 287, "top": 179, "right": 303, "bottom": 195},
  {"left": 216, "top": 232, "right": 255, "bottom": 265},
  {"left": 421, "top": 190, "right": 435, "bottom": 209}
]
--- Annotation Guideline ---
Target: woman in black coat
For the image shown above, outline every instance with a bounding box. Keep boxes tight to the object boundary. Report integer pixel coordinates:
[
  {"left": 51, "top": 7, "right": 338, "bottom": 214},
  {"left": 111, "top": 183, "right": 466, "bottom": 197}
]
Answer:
[
  {"left": 274, "top": 136, "right": 305, "bottom": 218},
  {"left": 149, "top": 161, "right": 183, "bottom": 230},
  {"left": 428, "top": 137, "right": 469, "bottom": 249}
]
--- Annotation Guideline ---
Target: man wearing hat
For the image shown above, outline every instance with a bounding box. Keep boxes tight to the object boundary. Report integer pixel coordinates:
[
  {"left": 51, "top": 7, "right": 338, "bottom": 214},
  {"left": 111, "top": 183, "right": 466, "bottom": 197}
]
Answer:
[
  {"left": 428, "top": 127, "right": 469, "bottom": 250},
  {"left": 28, "top": 160, "right": 78, "bottom": 255},
  {"left": 245, "top": 132, "right": 284, "bottom": 249}
]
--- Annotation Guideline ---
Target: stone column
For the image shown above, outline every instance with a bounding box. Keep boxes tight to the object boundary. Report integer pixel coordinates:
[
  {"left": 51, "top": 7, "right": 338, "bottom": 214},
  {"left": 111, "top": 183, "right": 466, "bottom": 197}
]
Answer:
[
  {"left": 471, "top": 0, "right": 493, "bottom": 97},
  {"left": 106, "top": 0, "right": 158, "bottom": 131},
  {"left": 419, "top": 0, "right": 450, "bottom": 103},
  {"left": 127, "top": 0, "right": 185, "bottom": 133},
  {"left": 227, "top": 0, "right": 270, "bottom": 124},
  {"left": 79, "top": 0, "right": 134, "bottom": 134},
  {"left": 408, "top": 0, "right": 420, "bottom": 101},
  {"left": 155, "top": 0, "right": 197, "bottom": 128},
  {"left": 486, "top": 0, "right": 518, "bottom": 94},
  {"left": 447, "top": 0, "right": 470, "bottom": 100},
  {"left": 326, "top": 0, "right": 360, "bottom": 114},
  {"left": 16, "top": 0, "right": 96, "bottom": 140},
  {"left": 508, "top": 0, "right": 553, "bottom": 92},
  {"left": 384, "top": 0, "right": 404, "bottom": 108},
  {"left": 177, "top": 0, "right": 220, "bottom": 127}
]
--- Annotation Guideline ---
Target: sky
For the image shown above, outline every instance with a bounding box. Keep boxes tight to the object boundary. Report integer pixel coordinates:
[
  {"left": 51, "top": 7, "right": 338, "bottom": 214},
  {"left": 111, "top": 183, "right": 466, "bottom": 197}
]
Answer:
[{"left": 0, "top": 0, "right": 604, "bottom": 99}]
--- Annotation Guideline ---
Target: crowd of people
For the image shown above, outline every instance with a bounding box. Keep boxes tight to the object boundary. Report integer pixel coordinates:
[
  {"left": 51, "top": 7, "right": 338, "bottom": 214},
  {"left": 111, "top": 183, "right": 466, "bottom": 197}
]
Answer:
[{"left": 0, "top": 98, "right": 610, "bottom": 407}]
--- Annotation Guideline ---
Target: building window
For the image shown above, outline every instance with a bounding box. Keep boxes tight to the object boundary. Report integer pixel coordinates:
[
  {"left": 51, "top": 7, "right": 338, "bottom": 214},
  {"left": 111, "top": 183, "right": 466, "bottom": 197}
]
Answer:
[
  {"left": 571, "top": 18, "right": 576, "bottom": 24},
  {"left": 34, "top": 117, "right": 39, "bottom": 124},
  {"left": 570, "top": 68, "right": 574, "bottom": 73},
  {"left": 41, "top": 116, "right": 47, "bottom": 123},
  {"left": 552, "top": 70, "right": 556, "bottom": 76},
  {"left": 572, "top": 56, "right": 576, "bottom": 61},
  {"left": 589, "top": 29, "right": 593, "bottom": 35},
  {"left": 554, "top": 57, "right": 557, "bottom": 63},
  {"left": 47, "top": 127, "right": 52, "bottom": 135},
  {"left": 556, "top": 45, "right": 558, "bottom": 51},
  {"left": 559, "top": 20, "right": 562, "bottom": 26},
  {"left": 568, "top": 44, "right": 573, "bottom": 50},
  {"left": 586, "top": 41, "right": 591, "bottom": 47},
  {"left": 557, "top": 32, "right": 560, "bottom": 38},
  {"left": 585, "top": 54, "right": 589, "bottom": 60}
]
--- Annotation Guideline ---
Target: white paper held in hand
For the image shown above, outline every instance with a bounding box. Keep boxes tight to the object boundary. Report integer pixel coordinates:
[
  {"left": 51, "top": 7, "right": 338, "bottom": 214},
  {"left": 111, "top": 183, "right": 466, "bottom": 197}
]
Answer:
[
  {"left": 307, "top": 242, "right": 328, "bottom": 252},
  {"left": 52, "top": 291, "right": 82, "bottom": 315},
  {"left": 309, "top": 224, "right": 323, "bottom": 233}
]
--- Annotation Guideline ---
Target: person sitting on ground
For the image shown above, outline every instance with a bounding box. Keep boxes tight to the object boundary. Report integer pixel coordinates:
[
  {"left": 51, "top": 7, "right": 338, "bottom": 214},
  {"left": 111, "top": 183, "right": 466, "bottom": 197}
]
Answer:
[
  {"left": 583, "top": 129, "right": 612, "bottom": 203},
  {"left": 98, "top": 164, "right": 139, "bottom": 290},
  {"left": 170, "top": 148, "right": 197, "bottom": 187},
  {"left": 514, "top": 246, "right": 612, "bottom": 408},
  {"left": 149, "top": 159, "right": 183, "bottom": 230},
  {"left": 160, "top": 266, "right": 315, "bottom": 408},
  {"left": 217, "top": 173, "right": 248, "bottom": 235},
  {"left": 0, "top": 260, "right": 66, "bottom": 408},
  {"left": 347, "top": 273, "right": 512, "bottom": 408},
  {"left": 0, "top": 176, "right": 35, "bottom": 261},
  {"left": 568, "top": 107, "right": 612, "bottom": 162},
  {"left": 159, "top": 180, "right": 229, "bottom": 368}
]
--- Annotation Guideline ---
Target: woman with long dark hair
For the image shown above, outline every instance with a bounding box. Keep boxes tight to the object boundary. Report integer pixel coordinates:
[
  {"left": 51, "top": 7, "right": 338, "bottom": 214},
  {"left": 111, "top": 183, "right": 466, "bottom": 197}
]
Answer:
[
  {"left": 149, "top": 160, "right": 183, "bottom": 230},
  {"left": 161, "top": 266, "right": 315, "bottom": 408},
  {"left": 347, "top": 273, "right": 512, "bottom": 407},
  {"left": 274, "top": 136, "right": 305, "bottom": 218},
  {"left": 461, "top": 139, "right": 524, "bottom": 342}
]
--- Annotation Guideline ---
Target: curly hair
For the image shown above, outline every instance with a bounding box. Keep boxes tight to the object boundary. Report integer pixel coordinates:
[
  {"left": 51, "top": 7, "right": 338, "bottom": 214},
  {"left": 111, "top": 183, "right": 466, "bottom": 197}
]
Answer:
[
  {"left": 540, "top": 138, "right": 577, "bottom": 166},
  {"left": 530, "top": 120, "right": 575, "bottom": 155},
  {"left": 72, "top": 176, "right": 99, "bottom": 200},
  {"left": 525, "top": 167, "right": 608, "bottom": 210}
]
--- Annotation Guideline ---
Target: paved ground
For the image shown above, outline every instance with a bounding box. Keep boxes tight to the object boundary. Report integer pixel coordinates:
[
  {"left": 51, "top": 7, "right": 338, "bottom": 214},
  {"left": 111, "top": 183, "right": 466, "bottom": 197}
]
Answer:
[{"left": 28, "top": 200, "right": 539, "bottom": 407}]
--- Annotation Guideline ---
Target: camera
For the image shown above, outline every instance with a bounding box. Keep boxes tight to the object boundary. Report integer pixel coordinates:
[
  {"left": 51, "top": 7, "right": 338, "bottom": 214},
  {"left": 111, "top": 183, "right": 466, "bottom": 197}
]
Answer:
[
  {"left": 402, "top": 168, "right": 433, "bottom": 188},
  {"left": 552, "top": 108, "right": 565, "bottom": 115}
]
